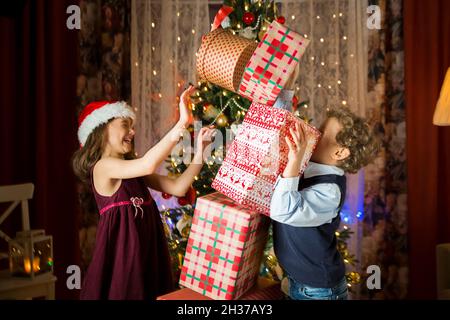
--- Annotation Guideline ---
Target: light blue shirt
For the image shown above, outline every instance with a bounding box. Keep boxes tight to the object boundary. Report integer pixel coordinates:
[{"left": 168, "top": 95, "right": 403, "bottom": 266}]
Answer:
[{"left": 270, "top": 162, "right": 345, "bottom": 227}]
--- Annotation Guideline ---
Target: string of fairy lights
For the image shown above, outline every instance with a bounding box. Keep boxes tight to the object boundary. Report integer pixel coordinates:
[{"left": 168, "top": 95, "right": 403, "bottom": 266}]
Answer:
[{"left": 134, "top": 5, "right": 353, "bottom": 111}]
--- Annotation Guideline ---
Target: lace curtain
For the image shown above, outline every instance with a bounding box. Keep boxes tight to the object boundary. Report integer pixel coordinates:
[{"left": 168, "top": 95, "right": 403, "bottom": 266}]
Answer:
[
  {"left": 131, "top": 0, "right": 369, "bottom": 147},
  {"left": 280, "top": 0, "right": 368, "bottom": 123},
  {"left": 131, "top": 0, "right": 210, "bottom": 154}
]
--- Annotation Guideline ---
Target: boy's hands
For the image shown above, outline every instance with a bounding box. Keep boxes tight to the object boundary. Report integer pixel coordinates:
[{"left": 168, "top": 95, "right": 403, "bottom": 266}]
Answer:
[
  {"left": 283, "top": 122, "right": 307, "bottom": 178},
  {"left": 193, "top": 126, "right": 216, "bottom": 164},
  {"left": 178, "top": 85, "right": 195, "bottom": 128}
]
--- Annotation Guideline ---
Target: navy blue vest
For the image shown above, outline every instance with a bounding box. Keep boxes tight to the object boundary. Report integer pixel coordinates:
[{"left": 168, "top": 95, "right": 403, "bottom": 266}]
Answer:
[{"left": 273, "top": 174, "right": 347, "bottom": 288}]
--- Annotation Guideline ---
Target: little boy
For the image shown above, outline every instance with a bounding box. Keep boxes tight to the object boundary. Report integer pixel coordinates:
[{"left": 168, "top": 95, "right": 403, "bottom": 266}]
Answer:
[{"left": 270, "top": 107, "right": 379, "bottom": 300}]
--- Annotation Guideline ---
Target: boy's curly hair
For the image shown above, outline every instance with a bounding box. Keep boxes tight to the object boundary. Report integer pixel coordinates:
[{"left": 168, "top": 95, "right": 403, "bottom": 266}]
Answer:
[{"left": 327, "top": 107, "right": 380, "bottom": 174}]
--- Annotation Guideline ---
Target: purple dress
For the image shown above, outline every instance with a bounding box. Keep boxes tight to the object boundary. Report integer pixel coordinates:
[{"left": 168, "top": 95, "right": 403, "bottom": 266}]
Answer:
[{"left": 80, "top": 175, "right": 174, "bottom": 300}]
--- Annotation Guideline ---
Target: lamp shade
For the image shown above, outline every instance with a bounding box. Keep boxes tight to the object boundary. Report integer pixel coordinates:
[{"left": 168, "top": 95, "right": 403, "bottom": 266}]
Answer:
[{"left": 433, "top": 68, "right": 450, "bottom": 126}]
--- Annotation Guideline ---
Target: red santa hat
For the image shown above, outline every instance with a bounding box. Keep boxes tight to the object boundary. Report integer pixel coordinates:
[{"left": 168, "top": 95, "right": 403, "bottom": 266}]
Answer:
[{"left": 77, "top": 101, "right": 135, "bottom": 147}]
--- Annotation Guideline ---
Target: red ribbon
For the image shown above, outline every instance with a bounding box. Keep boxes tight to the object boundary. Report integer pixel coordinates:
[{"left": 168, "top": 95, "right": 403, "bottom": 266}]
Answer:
[{"left": 211, "top": 5, "right": 234, "bottom": 31}]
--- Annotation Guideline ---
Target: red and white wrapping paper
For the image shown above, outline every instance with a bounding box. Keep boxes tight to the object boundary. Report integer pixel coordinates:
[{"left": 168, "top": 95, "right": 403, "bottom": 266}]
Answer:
[
  {"left": 238, "top": 21, "right": 310, "bottom": 106},
  {"left": 179, "top": 192, "right": 270, "bottom": 300},
  {"left": 212, "top": 102, "right": 321, "bottom": 215}
]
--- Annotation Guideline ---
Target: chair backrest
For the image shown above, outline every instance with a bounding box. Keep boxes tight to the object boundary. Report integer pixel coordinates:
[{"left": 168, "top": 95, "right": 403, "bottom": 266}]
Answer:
[
  {"left": 0, "top": 183, "right": 35, "bottom": 254},
  {"left": 0, "top": 183, "right": 34, "bottom": 203}
]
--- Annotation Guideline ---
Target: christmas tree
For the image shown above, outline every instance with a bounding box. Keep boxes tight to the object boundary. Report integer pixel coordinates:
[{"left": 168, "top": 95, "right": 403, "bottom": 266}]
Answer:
[{"left": 160, "top": 0, "right": 360, "bottom": 291}]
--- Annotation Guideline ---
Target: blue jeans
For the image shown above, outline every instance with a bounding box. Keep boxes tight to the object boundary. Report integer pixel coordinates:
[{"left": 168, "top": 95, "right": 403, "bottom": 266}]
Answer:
[{"left": 288, "top": 276, "right": 348, "bottom": 300}]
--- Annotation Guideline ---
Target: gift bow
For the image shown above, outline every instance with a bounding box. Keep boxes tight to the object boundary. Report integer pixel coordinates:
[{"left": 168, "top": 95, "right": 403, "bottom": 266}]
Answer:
[{"left": 130, "top": 197, "right": 144, "bottom": 219}]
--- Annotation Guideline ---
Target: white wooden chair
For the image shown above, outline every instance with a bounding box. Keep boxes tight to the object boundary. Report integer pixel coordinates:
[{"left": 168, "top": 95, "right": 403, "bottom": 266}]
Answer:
[{"left": 0, "top": 183, "right": 56, "bottom": 300}]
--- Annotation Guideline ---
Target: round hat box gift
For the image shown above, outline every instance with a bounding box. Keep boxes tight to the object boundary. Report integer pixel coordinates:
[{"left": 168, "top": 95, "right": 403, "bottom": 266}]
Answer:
[{"left": 196, "top": 28, "right": 258, "bottom": 93}]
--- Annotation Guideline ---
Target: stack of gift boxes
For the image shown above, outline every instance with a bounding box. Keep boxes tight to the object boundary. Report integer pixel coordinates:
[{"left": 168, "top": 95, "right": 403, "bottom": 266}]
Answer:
[{"left": 163, "top": 20, "right": 321, "bottom": 300}]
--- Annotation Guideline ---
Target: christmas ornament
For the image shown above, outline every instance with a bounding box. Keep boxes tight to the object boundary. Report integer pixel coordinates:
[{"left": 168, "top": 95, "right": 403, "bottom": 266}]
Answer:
[
  {"left": 177, "top": 196, "right": 189, "bottom": 206},
  {"left": 162, "top": 192, "right": 172, "bottom": 199},
  {"left": 276, "top": 16, "right": 286, "bottom": 24},
  {"left": 258, "top": 19, "right": 271, "bottom": 40},
  {"left": 347, "top": 271, "right": 361, "bottom": 284},
  {"left": 216, "top": 113, "right": 228, "bottom": 127},
  {"left": 185, "top": 187, "right": 196, "bottom": 205},
  {"left": 176, "top": 213, "right": 192, "bottom": 238},
  {"left": 243, "top": 12, "right": 255, "bottom": 25},
  {"left": 181, "top": 226, "right": 191, "bottom": 239}
]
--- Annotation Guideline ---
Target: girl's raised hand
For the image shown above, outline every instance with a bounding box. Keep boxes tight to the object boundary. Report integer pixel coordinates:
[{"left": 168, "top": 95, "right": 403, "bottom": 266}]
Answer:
[
  {"left": 193, "top": 126, "right": 216, "bottom": 164},
  {"left": 178, "top": 85, "right": 196, "bottom": 128}
]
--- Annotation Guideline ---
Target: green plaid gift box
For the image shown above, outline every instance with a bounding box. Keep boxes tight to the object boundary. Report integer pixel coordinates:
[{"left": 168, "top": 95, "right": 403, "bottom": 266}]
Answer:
[
  {"left": 179, "top": 192, "right": 270, "bottom": 300},
  {"left": 238, "top": 21, "right": 310, "bottom": 106}
]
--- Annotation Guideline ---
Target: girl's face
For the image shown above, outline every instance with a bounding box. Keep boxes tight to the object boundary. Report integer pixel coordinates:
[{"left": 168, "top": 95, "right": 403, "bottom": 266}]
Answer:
[{"left": 104, "top": 117, "right": 135, "bottom": 158}]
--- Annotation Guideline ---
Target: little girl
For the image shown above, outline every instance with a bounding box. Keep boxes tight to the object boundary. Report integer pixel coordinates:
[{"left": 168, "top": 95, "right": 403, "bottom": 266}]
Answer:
[{"left": 72, "top": 86, "right": 214, "bottom": 300}]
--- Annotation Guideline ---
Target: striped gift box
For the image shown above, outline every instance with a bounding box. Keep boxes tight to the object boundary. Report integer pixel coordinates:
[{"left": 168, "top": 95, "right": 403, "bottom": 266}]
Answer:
[
  {"left": 196, "top": 28, "right": 257, "bottom": 93},
  {"left": 179, "top": 192, "right": 270, "bottom": 300},
  {"left": 212, "top": 102, "right": 321, "bottom": 215},
  {"left": 238, "top": 21, "right": 310, "bottom": 106}
]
